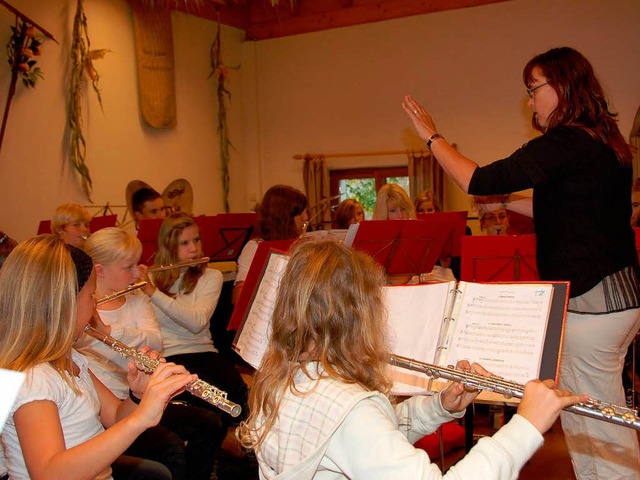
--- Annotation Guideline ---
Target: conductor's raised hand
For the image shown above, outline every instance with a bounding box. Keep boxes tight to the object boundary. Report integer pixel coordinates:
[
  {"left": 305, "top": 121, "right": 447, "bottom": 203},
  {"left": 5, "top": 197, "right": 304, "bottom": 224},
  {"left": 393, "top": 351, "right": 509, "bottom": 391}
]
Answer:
[
  {"left": 441, "top": 360, "right": 490, "bottom": 413},
  {"left": 517, "top": 379, "right": 588, "bottom": 434},
  {"left": 402, "top": 95, "right": 438, "bottom": 142}
]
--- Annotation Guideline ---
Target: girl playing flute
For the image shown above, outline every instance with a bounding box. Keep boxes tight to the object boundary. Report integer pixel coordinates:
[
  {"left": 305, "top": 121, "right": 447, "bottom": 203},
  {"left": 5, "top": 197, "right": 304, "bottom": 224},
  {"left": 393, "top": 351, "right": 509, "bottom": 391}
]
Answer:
[
  {"left": 0, "top": 235, "right": 195, "bottom": 480},
  {"left": 138, "top": 212, "right": 248, "bottom": 421},
  {"left": 239, "top": 240, "right": 587, "bottom": 480}
]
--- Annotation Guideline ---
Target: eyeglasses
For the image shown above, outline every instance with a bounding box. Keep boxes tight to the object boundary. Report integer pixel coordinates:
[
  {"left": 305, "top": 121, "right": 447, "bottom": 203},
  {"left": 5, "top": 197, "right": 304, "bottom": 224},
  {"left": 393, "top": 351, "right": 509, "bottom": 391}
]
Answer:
[{"left": 526, "top": 82, "right": 548, "bottom": 98}]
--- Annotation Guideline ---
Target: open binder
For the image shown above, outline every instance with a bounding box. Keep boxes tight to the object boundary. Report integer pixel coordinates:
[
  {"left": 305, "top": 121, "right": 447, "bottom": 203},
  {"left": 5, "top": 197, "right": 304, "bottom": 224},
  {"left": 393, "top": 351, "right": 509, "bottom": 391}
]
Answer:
[
  {"left": 231, "top": 247, "right": 568, "bottom": 403},
  {"left": 460, "top": 234, "right": 539, "bottom": 282},
  {"left": 227, "top": 239, "right": 295, "bottom": 333},
  {"left": 348, "top": 219, "right": 454, "bottom": 277}
]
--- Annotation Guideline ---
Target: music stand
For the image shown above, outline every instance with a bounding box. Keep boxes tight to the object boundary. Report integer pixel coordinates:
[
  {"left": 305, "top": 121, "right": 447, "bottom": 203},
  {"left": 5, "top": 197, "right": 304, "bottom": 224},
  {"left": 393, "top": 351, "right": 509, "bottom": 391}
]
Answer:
[
  {"left": 417, "top": 211, "right": 468, "bottom": 257},
  {"left": 37, "top": 214, "right": 118, "bottom": 235},
  {"left": 195, "top": 213, "right": 257, "bottom": 262},
  {"left": 227, "top": 239, "right": 295, "bottom": 332},
  {"left": 350, "top": 220, "right": 452, "bottom": 278},
  {"left": 89, "top": 214, "right": 118, "bottom": 232},
  {"left": 137, "top": 218, "right": 164, "bottom": 265},
  {"left": 460, "top": 234, "right": 538, "bottom": 282},
  {"left": 634, "top": 227, "right": 640, "bottom": 265}
]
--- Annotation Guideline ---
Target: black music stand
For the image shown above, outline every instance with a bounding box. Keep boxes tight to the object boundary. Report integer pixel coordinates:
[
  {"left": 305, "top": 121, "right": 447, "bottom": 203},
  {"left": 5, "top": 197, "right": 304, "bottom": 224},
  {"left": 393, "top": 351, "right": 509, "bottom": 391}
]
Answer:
[{"left": 350, "top": 220, "right": 453, "bottom": 279}]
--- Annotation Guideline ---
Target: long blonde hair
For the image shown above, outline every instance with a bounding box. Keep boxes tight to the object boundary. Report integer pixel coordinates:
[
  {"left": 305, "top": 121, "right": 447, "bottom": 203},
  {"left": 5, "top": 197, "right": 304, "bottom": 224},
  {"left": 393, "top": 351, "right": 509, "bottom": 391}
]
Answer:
[
  {"left": 373, "top": 183, "right": 416, "bottom": 220},
  {"left": 0, "top": 235, "right": 79, "bottom": 387},
  {"left": 154, "top": 212, "right": 205, "bottom": 295},
  {"left": 241, "top": 241, "right": 392, "bottom": 449}
]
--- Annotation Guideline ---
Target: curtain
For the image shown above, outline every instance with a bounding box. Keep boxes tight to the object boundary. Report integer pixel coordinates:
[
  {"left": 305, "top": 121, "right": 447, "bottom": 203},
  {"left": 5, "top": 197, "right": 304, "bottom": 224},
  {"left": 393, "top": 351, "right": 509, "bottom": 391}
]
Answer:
[
  {"left": 407, "top": 149, "right": 445, "bottom": 209},
  {"left": 303, "top": 155, "right": 331, "bottom": 231},
  {"left": 631, "top": 105, "right": 640, "bottom": 178}
]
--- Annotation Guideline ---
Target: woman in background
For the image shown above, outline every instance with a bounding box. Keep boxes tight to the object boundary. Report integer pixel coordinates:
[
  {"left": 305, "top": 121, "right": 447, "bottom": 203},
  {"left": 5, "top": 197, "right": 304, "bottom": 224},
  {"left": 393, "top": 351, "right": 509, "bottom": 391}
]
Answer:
[
  {"left": 415, "top": 190, "right": 441, "bottom": 214},
  {"left": 233, "top": 185, "right": 308, "bottom": 304},
  {"left": 0, "top": 235, "right": 192, "bottom": 480},
  {"left": 139, "top": 213, "right": 248, "bottom": 421},
  {"left": 373, "top": 184, "right": 454, "bottom": 283},
  {"left": 372, "top": 183, "right": 416, "bottom": 220},
  {"left": 239, "top": 240, "right": 586, "bottom": 479},
  {"left": 404, "top": 46, "right": 640, "bottom": 478},
  {"left": 51, "top": 203, "right": 92, "bottom": 250},
  {"left": 332, "top": 198, "right": 364, "bottom": 229},
  {"left": 0, "top": 230, "right": 17, "bottom": 269}
]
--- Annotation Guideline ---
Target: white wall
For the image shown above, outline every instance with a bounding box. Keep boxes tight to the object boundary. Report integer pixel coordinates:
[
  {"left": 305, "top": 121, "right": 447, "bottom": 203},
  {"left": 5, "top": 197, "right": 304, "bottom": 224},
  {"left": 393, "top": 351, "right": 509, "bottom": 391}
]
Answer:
[
  {"left": 243, "top": 0, "right": 640, "bottom": 213},
  {"left": 0, "top": 0, "right": 246, "bottom": 240},
  {"left": 1, "top": 0, "right": 639, "bottom": 240}
]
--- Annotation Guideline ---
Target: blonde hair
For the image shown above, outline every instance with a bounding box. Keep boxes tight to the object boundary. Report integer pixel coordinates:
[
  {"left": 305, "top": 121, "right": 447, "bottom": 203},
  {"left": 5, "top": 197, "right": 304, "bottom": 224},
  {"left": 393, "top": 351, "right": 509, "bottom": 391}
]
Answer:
[
  {"left": 154, "top": 212, "right": 205, "bottom": 295},
  {"left": 51, "top": 203, "right": 92, "bottom": 235},
  {"left": 240, "top": 241, "right": 392, "bottom": 449},
  {"left": 373, "top": 184, "right": 416, "bottom": 220},
  {"left": 85, "top": 227, "right": 142, "bottom": 266},
  {"left": 414, "top": 190, "right": 441, "bottom": 213},
  {"left": 0, "top": 235, "right": 80, "bottom": 388}
]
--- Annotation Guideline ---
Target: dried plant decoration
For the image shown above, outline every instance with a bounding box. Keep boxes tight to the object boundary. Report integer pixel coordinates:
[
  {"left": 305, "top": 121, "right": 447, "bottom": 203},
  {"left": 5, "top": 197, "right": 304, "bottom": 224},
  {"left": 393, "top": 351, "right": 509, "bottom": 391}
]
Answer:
[
  {"left": 68, "top": 0, "right": 99, "bottom": 200},
  {"left": 210, "top": 17, "right": 238, "bottom": 213}
]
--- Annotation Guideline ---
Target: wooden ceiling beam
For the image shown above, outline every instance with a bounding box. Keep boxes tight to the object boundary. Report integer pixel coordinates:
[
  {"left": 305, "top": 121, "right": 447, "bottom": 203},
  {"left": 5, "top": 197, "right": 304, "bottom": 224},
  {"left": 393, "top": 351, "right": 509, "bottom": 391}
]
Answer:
[
  {"left": 245, "top": 0, "right": 512, "bottom": 41},
  {"left": 173, "top": 0, "right": 250, "bottom": 30}
]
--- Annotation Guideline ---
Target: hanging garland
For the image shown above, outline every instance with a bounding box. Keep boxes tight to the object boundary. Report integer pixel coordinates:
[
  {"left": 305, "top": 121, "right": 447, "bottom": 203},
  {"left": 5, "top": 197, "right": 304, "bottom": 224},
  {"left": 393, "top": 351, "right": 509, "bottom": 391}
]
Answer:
[
  {"left": 210, "top": 17, "right": 237, "bottom": 214},
  {"left": 68, "top": 0, "right": 109, "bottom": 201},
  {"left": 0, "top": 0, "right": 56, "bottom": 157}
]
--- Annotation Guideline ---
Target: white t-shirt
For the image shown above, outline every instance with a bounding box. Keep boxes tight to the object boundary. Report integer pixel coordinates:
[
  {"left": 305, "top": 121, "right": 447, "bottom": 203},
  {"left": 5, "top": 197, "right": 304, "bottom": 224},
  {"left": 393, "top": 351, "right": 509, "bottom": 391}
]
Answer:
[
  {"left": 75, "top": 292, "right": 163, "bottom": 399},
  {"left": 1, "top": 350, "right": 111, "bottom": 480}
]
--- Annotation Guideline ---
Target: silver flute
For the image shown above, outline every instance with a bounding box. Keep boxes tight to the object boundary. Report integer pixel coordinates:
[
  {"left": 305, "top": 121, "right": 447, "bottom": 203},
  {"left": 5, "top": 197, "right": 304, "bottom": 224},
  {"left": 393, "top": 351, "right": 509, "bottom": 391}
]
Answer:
[
  {"left": 96, "top": 282, "right": 148, "bottom": 305},
  {"left": 84, "top": 325, "right": 242, "bottom": 417},
  {"left": 390, "top": 354, "right": 640, "bottom": 430}
]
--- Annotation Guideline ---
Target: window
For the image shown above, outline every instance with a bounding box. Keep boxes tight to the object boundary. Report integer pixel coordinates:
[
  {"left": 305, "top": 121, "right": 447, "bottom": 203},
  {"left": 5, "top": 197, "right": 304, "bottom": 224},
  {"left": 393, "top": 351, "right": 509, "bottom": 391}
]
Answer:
[{"left": 329, "top": 166, "right": 409, "bottom": 219}]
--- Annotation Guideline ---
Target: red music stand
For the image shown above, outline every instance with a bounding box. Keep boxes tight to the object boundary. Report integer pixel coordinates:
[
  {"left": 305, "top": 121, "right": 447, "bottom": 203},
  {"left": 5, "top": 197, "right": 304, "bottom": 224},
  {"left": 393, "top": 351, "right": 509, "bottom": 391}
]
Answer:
[
  {"left": 460, "top": 234, "right": 539, "bottom": 282},
  {"left": 417, "top": 211, "right": 468, "bottom": 257},
  {"left": 227, "top": 239, "right": 294, "bottom": 332},
  {"left": 89, "top": 214, "right": 118, "bottom": 232},
  {"left": 194, "top": 213, "right": 257, "bottom": 262},
  {"left": 37, "top": 214, "right": 118, "bottom": 235},
  {"left": 137, "top": 218, "right": 164, "bottom": 265},
  {"left": 634, "top": 227, "right": 640, "bottom": 265},
  {"left": 350, "top": 220, "right": 452, "bottom": 277}
]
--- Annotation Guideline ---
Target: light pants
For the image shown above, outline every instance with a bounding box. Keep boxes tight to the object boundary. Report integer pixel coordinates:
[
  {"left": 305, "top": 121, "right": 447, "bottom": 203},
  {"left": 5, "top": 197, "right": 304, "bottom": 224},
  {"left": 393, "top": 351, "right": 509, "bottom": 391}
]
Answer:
[{"left": 559, "top": 308, "right": 640, "bottom": 480}]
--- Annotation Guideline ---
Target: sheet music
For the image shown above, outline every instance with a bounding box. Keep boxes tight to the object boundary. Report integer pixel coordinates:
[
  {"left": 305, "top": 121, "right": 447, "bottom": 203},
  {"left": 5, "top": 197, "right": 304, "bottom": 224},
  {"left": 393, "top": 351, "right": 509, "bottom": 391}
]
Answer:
[
  {"left": 385, "top": 282, "right": 456, "bottom": 395},
  {"left": 343, "top": 223, "right": 359, "bottom": 247},
  {"left": 234, "top": 252, "right": 290, "bottom": 369},
  {"left": 444, "top": 282, "right": 553, "bottom": 384},
  {"left": 0, "top": 368, "right": 25, "bottom": 433}
]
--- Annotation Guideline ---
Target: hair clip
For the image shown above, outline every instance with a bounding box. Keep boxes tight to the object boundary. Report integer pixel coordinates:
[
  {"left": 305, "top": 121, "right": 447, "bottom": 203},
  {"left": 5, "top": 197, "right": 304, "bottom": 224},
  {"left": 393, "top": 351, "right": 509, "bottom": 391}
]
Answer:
[{"left": 0, "top": 234, "right": 8, "bottom": 245}]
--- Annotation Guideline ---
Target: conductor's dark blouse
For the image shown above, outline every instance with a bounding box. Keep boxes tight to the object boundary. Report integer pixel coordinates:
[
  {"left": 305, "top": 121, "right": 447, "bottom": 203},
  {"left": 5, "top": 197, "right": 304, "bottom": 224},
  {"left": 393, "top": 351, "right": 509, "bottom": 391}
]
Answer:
[{"left": 468, "top": 125, "right": 640, "bottom": 303}]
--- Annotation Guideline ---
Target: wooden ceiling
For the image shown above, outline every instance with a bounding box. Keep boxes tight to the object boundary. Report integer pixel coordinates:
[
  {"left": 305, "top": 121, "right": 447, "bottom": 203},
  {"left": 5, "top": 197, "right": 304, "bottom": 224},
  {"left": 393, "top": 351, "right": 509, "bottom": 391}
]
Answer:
[{"left": 174, "top": 0, "right": 512, "bottom": 41}]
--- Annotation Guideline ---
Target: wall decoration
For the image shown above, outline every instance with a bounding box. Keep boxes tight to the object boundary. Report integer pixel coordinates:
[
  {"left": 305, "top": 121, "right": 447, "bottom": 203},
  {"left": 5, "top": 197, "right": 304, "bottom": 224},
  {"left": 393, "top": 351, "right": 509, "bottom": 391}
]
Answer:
[
  {"left": 0, "top": 0, "right": 56, "bottom": 156},
  {"left": 210, "top": 16, "right": 237, "bottom": 213},
  {"left": 68, "top": 0, "right": 110, "bottom": 201}
]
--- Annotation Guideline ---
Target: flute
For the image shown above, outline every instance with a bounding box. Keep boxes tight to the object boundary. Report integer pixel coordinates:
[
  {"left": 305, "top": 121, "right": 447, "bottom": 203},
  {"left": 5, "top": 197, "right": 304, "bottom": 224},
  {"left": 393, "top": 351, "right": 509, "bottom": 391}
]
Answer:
[
  {"left": 148, "top": 257, "right": 210, "bottom": 272},
  {"left": 96, "top": 282, "right": 148, "bottom": 305},
  {"left": 84, "top": 325, "right": 242, "bottom": 418},
  {"left": 389, "top": 354, "right": 640, "bottom": 430}
]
